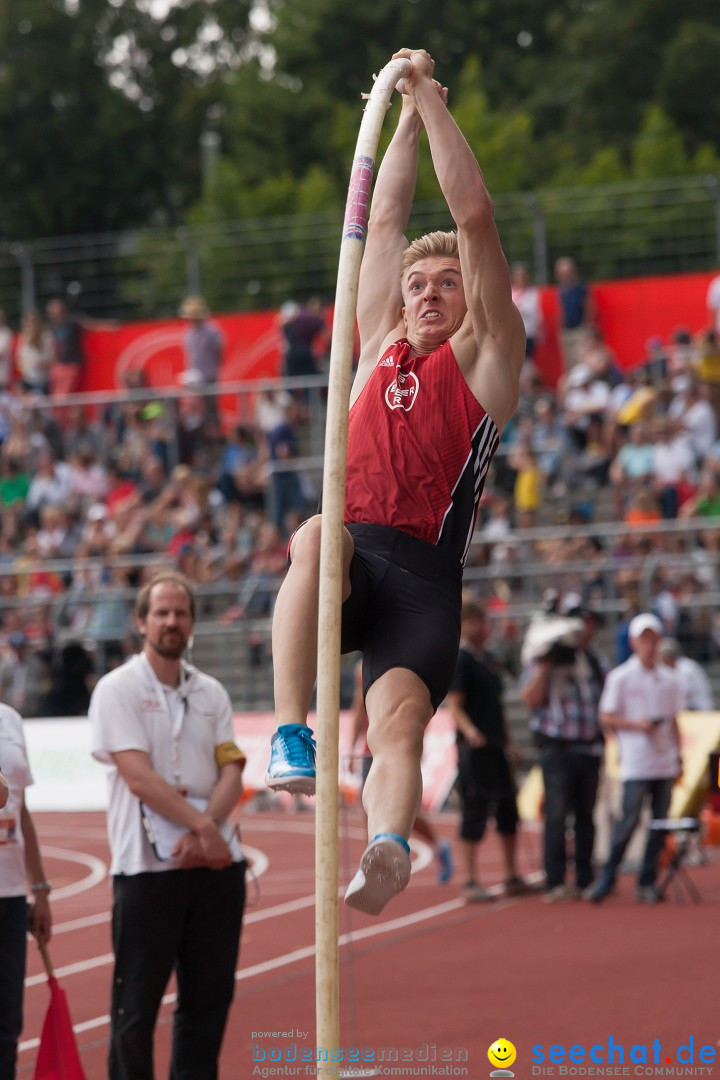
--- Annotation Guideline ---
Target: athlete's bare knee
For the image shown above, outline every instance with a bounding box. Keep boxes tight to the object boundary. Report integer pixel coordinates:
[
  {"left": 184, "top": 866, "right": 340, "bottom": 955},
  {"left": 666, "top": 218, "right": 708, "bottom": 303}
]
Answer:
[
  {"left": 368, "top": 705, "right": 426, "bottom": 760},
  {"left": 288, "top": 515, "right": 323, "bottom": 570},
  {"left": 289, "top": 518, "right": 354, "bottom": 579}
]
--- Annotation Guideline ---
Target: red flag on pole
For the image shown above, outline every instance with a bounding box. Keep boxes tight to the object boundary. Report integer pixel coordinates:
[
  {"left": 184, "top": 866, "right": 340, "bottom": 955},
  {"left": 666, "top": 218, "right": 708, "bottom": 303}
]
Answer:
[{"left": 33, "top": 943, "right": 87, "bottom": 1080}]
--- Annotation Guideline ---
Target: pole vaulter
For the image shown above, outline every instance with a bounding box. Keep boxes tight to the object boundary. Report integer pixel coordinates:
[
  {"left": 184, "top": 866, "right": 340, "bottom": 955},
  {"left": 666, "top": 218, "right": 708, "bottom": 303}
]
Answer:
[
  {"left": 315, "top": 56, "right": 411, "bottom": 1079},
  {"left": 264, "top": 46, "right": 525, "bottom": 1077}
]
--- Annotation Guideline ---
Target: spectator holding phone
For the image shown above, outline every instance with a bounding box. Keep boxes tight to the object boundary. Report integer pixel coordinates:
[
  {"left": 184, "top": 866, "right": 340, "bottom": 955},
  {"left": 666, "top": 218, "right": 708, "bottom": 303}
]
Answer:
[{"left": 586, "top": 614, "right": 683, "bottom": 904}]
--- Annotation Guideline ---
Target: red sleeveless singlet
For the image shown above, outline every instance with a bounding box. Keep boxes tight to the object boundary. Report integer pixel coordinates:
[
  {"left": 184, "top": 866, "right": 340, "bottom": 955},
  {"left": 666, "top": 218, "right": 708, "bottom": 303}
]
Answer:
[{"left": 344, "top": 338, "right": 499, "bottom": 567}]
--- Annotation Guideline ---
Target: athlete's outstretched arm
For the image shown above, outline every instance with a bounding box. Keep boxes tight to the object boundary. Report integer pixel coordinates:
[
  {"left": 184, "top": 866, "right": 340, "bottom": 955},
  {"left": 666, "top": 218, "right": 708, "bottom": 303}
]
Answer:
[
  {"left": 355, "top": 96, "right": 423, "bottom": 375},
  {"left": 402, "top": 50, "right": 525, "bottom": 417}
]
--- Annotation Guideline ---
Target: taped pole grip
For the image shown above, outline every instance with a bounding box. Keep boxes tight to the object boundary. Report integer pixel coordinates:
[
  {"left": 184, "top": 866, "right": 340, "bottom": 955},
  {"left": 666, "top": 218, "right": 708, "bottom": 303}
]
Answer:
[{"left": 314, "top": 56, "right": 411, "bottom": 1080}]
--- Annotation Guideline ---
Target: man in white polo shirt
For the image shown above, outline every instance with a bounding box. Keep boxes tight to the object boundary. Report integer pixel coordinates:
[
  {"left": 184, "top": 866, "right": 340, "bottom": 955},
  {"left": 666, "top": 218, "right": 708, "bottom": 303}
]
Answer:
[
  {"left": 90, "top": 570, "right": 247, "bottom": 1080},
  {"left": 586, "top": 613, "right": 682, "bottom": 904}
]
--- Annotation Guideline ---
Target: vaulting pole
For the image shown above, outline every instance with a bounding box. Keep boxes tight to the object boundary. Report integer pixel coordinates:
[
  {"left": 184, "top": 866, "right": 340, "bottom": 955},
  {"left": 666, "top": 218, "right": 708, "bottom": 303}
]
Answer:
[{"left": 314, "top": 56, "right": 412, "bottom": 1079}]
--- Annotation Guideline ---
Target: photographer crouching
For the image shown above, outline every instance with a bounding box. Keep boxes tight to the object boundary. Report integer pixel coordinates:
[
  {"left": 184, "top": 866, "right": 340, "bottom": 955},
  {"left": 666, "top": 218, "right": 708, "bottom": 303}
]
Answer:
[{"left": 520, "top": 595, "right": 606, "bottom": 902}]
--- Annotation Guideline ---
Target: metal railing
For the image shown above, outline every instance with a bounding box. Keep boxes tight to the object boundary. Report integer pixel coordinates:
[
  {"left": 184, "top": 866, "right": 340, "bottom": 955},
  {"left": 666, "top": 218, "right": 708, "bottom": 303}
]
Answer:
[
  {"left": 1, "top": 175, "right": 718, "bottom": 320},
  {"left": 0, "top": 373, "right": 329, "bottom": 475},
  {"left": 4, "top": 512, "right": 720, "bottom": 711},
  {"left": 2, "top": 373, "right": 720, "bottom": 712}
]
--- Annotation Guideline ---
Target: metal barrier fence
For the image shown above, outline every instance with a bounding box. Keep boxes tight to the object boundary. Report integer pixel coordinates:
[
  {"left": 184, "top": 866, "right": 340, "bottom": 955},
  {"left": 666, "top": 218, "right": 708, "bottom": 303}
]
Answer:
[
  {"left": 3, "top": 514, "right": 720, "bottom": 715},
  {"left": 2, "top": 371, "right": 328, "bottom": 460},
  {"left": 465, "top": 516, "right": 720, "bottom": 610},
  {"left": 1, "top": 175, "right": 718, "bottom": 320},
  {"left": 3, "top": 374, "right": 720, "bottom": 713}
]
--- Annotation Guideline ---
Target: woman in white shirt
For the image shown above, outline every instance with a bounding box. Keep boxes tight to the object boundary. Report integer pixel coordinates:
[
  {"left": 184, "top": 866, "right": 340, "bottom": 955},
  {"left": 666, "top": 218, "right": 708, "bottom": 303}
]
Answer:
[
  {"left": 0, "top": 704, "right": 52, "bottom": 1077},
  {"left": 511, "top": 262, "right": 544, "bottom": 360},
  {"left": 15, "top": 310, "right": 54, "bottom": 395}
]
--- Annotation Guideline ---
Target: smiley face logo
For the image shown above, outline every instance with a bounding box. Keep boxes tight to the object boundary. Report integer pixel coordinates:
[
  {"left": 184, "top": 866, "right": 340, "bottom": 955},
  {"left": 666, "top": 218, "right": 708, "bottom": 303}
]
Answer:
[{"left": 488, "top": 1038, "right": 517, "bottom": 1072}]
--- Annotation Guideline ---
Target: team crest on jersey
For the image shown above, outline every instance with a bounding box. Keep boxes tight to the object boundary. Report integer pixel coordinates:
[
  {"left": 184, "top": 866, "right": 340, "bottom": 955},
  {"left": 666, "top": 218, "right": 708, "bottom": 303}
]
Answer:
[{"left": 385, "top": 370, "right": 419, "bottom": 411}]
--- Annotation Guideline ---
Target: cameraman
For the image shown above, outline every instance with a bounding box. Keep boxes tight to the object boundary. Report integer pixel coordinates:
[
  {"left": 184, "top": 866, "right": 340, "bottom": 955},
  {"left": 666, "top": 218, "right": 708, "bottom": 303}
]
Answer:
[{"left": 521, "top": 603, "right": 606, "bottom": 902}]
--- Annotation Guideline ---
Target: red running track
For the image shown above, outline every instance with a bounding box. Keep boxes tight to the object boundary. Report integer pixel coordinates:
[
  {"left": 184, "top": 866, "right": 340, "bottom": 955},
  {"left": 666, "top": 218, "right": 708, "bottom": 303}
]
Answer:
[{"left": 18, "top": 808, "right": 720, "bottom": 1078}]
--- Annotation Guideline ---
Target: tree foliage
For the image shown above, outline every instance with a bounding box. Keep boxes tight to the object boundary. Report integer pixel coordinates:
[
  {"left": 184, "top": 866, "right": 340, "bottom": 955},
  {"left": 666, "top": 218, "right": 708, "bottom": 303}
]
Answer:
[
  {"left": 0, "top": 0, "right": 718, "bottom": 249},
  {"left": 0, "top": 0, "right": 253, "bottom": 238}
]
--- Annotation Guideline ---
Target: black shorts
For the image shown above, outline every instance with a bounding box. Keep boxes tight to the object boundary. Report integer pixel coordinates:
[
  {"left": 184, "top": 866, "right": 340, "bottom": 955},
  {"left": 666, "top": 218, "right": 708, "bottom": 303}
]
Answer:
[
  {"left": 340, "top": 523, "right": 462, "bottom": 711},
  {"left": 457, "top": 745, "right": 519, "bottom": 842}
]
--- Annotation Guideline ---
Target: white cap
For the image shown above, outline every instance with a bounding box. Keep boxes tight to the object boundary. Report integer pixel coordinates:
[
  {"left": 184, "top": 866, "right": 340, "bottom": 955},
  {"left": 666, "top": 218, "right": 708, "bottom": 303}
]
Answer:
[
  {"left": 628, "top": 613, "right": 663, "bottom": 639},
  {"left": 567, "top": 364, "right": 593, "bottom": 388},
  {"left": 87, "top": 503, "right": 108, "bottom": 523}
]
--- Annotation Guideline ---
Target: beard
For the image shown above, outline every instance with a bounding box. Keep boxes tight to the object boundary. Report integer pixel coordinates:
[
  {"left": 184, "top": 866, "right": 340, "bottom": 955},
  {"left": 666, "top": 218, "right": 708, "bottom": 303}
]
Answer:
[{"left": 149, "top": 632, "right": 187, "bottom": 660}]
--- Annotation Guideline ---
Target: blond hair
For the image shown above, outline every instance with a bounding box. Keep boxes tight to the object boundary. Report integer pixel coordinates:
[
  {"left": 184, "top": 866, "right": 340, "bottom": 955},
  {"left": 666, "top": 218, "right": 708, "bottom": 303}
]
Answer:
[{"left": 401, "top": 230, "right": 459, "bottom": 277}]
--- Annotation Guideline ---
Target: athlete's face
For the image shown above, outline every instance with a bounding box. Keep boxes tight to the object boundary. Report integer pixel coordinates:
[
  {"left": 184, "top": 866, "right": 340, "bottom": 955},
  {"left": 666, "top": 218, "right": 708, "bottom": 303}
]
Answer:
[
  {"left": 401, "top": 256, "right": 467, "bottom": 349},
  {"left": 139, "top": 582, "right": 193, "bottom": 660}
]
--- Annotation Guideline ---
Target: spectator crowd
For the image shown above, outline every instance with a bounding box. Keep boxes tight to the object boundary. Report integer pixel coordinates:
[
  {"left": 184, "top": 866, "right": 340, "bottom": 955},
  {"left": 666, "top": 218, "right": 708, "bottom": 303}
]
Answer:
[
  {"left": 0, "top": 293, "right": 330, "bottom": 715},
  {"left": 0, "top": 271, "right": 719, "bottom": 714}
]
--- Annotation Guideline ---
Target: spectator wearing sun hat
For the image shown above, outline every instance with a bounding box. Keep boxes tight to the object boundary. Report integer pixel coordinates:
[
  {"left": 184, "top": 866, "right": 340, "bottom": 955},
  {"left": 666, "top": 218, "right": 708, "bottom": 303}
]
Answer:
[
  {"left": 178, "top": 295, "right": 224, "bottom": 433},
  {"left": 586, "top": 613, "right": 683, "bottom": 904}
]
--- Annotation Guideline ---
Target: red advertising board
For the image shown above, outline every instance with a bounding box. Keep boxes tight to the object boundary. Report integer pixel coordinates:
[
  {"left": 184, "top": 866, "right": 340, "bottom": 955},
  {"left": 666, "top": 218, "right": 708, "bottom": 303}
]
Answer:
[
  {"left": 234, "top": 709, "right": 458, "bottom": 813},
  {"left": 79, "top": 270, "right": 716, "bottom": 402}
]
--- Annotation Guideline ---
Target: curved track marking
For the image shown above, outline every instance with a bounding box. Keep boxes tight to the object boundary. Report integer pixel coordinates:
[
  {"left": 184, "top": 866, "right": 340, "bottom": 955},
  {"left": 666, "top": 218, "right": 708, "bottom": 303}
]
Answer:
[
  {"left": 19, "top": 893, "right": 494, "bottom": 1053},
  {"left": 20, "top": 819, "right": 442, "bottom": 1055},
  {"left": 236, "top": 842, "right": 269, "bottom": 879},
  {"left": 40, "top": 845, "right": 107, "bottom": 899},
  {"left": 407, "top": 837, "right": 433, "bottom": 875}
]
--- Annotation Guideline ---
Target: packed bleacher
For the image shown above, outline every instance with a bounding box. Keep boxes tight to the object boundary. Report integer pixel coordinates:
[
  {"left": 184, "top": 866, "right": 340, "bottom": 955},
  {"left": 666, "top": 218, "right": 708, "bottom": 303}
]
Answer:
[{"left": 1, "top": 294, "right": 720, "bottom": 718}]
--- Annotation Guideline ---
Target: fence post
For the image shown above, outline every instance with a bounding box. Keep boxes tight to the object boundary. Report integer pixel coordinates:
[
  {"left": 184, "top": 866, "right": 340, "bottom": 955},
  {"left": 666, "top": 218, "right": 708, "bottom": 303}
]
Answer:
[
  {"left": 706, "top": 175, "right": 720, "bottom": 266},
  {"left": 2, "top": 242, "right": 36, "bottom": 313},
  {"left": 525, "top": 193, "right": 548, "bottom": 285},
  {"left": 179, "top": 227, "right": 202, "bottom": 296}
]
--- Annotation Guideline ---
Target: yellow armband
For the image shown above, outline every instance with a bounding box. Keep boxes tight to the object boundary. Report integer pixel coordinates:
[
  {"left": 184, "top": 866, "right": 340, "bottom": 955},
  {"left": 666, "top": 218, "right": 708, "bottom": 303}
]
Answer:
[{"left": 215, "top": 741, "right": 246, "bottom": 770}]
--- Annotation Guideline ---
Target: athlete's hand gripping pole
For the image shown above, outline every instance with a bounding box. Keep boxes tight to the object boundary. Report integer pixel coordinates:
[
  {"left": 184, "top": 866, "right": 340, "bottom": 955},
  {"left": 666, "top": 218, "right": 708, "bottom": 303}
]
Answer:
[{"left": 315, "top": 56, "right": 411, "bottom": 1078}]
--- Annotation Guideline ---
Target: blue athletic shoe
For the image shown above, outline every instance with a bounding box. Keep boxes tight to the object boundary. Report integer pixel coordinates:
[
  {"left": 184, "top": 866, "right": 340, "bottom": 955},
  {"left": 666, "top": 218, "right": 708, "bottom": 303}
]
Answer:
[
  {"left": 265, "top": 723, "right": 316, "bottom": 795},
  {"left": 436, "top": 839, "right": 454, "bottom": 885}
]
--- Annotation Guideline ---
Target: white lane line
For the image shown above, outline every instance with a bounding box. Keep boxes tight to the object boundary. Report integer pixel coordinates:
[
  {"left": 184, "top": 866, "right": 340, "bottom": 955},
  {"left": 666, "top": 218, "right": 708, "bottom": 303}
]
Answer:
[
  {"left": 48, "top": 888, "right": 318, "bottom": 941},
  {"left": 34, "top": 841, "right": 432, "bottom": 970},
  {"left": 51, "top": 911, "right": 111, "bottom": 935},
  {"left": 20, "top": 829, "right": 438, "bottom": 1052},
  {"left": 39, "top": 826, "right": 110, "bottom": 840},
  {"left": 25, "top": 952, "right": 115, "bottom": 988},
  {"left": 407, "top": 837, "right": 432, "bottom": 875},
  {"left": 19, "top": 892, "right": 479, "bottom": 1054},
  {"left": 244, "top": 840, "right": 430, "bottom": 925},
  {"left": 46, "top": 838, "right": 429, "bottom": 937},
  {"left": 48, "top": 844, "right": 269, "bottom": 936},
  {"left": 243, "top": 819, "right": 366, "bottom": 836},
  {"left": 238, "top": 843, "right": 270, "bottom": 879}
]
